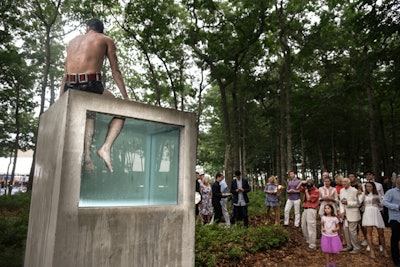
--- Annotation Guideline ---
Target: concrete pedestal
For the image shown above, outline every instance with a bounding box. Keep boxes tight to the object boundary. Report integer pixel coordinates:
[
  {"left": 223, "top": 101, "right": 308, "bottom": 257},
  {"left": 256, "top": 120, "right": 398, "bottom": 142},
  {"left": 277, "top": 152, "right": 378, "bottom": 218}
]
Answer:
[{"left": 24, "top": 90, "right": 196, "bottom": 267}]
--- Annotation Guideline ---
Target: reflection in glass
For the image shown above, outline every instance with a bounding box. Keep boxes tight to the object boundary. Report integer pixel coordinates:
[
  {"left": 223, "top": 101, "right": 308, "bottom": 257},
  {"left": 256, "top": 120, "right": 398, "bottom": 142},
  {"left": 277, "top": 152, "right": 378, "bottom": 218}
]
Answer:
[{"left": 79, "top": 112, "right": 181, "bottom": 207}]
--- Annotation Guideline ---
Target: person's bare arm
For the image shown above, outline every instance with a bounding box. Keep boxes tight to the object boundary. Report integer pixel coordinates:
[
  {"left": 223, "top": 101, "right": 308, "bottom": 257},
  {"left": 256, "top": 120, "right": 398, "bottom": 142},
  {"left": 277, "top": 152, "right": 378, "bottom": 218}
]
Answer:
[{"left": 106, "top": 39, "right": 129, "bottom": 100}]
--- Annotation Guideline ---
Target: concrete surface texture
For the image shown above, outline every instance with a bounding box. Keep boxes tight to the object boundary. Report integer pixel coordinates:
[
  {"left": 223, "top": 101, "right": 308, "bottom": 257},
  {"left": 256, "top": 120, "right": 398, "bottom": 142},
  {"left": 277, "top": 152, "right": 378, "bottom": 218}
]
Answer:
[{"left": 24, "top": 90, "right": 196, "bottom": 267}]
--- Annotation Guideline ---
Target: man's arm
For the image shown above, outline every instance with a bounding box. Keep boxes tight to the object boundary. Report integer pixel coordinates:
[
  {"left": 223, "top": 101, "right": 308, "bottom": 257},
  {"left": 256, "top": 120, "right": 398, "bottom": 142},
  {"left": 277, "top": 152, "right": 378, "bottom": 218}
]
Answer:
[
  {"left": 346, "top": 189, "right": 360, "bottom": 208},
  {"left": 230, "top": 180, "right": 237, "bottom": 195},
  {"left": 106, "top": 38, "right": 129, "bottom": 100},
  {"left": 383, "top": 190, "right": 400, "bottom": 210},
  {"left": 212, "top": 183, "right": 221, "bottom": 198}
]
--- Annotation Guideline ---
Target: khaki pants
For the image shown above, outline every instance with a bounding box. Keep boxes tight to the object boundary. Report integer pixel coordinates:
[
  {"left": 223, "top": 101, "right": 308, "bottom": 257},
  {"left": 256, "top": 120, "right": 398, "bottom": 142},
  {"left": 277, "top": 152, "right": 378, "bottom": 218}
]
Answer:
[
  {"left": 301, "top": 208, "right": 317, "bottom": 248},
  {"left": 343, "top": 220, "right": 361, "bottom": 251},
  {"left": 220, "top": 199, "right": 231, "bottom": 226}
]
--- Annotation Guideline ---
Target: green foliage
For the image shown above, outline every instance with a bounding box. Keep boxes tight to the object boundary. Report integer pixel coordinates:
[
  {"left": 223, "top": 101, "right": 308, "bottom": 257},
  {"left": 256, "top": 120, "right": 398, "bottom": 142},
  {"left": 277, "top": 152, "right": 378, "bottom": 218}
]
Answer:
[
  {"left": 195, "top": 191, "right": 288, "bottom": 267},
  {"left": 0, "top": 192, "right": 31, "bottom": 215},
  {"left": 0, "top": 216, "right": 29, "bottom": 267},
  {"left": 0, "top": 193, "right": 31, "bottom": 267},
  {"left": 195, "top": 223, "right": 288, "bottom": 267},
  {"left": 247, "top": 189, "right": 267, "bottom": 217},
  {"left": 0, "top": 191, "right": 285, "bottom": 267}
]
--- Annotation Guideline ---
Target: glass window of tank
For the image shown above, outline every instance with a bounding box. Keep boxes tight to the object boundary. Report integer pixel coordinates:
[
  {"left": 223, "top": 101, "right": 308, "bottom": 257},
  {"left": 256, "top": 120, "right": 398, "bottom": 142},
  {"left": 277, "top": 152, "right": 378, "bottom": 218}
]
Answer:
[{"left": 79, "top": 111, "right": 181, "bottom": 207}]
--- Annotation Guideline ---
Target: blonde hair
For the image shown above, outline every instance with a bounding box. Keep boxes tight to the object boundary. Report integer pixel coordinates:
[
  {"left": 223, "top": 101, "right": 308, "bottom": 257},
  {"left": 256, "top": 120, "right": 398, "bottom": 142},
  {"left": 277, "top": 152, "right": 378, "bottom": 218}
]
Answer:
[
  {"left": 268, "top": 175, "right": 278, "bottom": 185},
  {"left": 203, "top": 175, "right": 210, "bottom": 184},
  {"left": 334, "top": 174, "right": 343, "bottom": 183}
]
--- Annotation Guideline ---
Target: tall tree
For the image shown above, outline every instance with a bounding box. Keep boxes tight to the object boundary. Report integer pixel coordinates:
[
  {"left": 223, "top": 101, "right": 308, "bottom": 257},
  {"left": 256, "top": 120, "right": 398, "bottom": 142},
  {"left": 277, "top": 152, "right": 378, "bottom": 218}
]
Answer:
[{"left": 185, "top": 0, "right": 268, "bottom": 182}]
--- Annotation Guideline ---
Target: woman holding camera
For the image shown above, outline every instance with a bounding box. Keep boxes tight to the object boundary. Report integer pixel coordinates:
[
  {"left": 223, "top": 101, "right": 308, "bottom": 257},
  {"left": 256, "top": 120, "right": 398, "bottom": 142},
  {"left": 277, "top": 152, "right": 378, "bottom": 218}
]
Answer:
[{"left": 297, "top": 179, "right": 320, "bottom": 250}]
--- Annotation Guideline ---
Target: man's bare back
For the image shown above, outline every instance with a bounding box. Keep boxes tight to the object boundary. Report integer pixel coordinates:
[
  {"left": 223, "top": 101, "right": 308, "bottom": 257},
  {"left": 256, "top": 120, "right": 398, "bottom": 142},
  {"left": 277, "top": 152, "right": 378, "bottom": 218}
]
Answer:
[
  {"left": 61, "top": 24, "right": 128, "bottom": 100},
  {"left": 60, "top": 19, "right": 130, "bottom": 173},
  {"left": 65, "top": 32, "right": 109, "bottom": 74}
]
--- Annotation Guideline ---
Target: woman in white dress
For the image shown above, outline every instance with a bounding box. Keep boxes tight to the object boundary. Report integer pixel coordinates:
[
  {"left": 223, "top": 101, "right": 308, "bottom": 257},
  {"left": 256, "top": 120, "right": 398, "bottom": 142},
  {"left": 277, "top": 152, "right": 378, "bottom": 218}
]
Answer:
[{"left": 359, "top": 181, "right": 389, "bottom": 258}]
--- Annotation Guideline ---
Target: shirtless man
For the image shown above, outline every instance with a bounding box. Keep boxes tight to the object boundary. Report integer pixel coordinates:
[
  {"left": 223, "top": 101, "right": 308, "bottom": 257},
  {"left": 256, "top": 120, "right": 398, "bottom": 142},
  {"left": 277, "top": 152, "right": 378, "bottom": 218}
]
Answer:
[{"left": 60, "top": 18, "right": 130, "bottom": 173}]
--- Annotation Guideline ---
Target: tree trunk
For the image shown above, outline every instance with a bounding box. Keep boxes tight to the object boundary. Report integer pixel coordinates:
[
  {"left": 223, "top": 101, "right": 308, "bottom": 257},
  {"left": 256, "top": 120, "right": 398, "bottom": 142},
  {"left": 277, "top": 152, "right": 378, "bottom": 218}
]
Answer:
[
  {"left": 219, "top": 82, "right": 232, "bottom": 186},
  {"left": 8, "top": 85, "right": 21, "bottom": 195},
  {"left": 241, "top": 102, "right": 247, "bottom": 177},
  {"left": 231, "top": 63, "right": 240, "bottom": 173},
  {"left": 366, "top": 83, "right": 379, "bottom": 177},
  {"left": 331, "top": 130, "right": 335, "bottom": 174},
  {"left": 284, "top": 49, "right": 292, "bottom": 172}
]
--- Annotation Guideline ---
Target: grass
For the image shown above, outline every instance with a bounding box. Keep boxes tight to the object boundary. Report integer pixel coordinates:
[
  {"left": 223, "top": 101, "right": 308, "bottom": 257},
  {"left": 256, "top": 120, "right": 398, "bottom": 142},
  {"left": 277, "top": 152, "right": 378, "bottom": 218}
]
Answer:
[{"left": 0, "top": 192, "right": 31, "bottom": 267}]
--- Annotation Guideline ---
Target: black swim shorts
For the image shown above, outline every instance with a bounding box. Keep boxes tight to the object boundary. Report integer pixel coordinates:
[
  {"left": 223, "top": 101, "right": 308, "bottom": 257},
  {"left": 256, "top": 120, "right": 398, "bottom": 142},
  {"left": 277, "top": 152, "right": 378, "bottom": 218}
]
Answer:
[{"left": 64, "top": 81, "right": 104, "bottom": 94}]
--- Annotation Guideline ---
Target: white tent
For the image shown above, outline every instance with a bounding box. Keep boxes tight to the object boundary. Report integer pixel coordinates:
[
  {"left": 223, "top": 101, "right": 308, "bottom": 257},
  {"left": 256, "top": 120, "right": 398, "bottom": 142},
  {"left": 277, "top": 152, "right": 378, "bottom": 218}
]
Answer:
[{"left": 0, "top": 150, "right": 33, "bottom": 175}]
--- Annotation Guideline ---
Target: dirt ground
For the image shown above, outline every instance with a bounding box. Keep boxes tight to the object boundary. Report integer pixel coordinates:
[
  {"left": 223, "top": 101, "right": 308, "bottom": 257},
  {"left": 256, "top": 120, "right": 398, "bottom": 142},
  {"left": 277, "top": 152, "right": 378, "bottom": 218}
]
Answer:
[{"left": 221, "top": 216, "right": 395, "bottom": 267}]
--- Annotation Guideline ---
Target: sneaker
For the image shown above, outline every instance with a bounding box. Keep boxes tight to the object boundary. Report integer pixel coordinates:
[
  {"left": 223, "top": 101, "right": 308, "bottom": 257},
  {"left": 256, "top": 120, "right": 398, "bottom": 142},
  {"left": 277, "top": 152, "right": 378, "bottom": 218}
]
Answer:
[
  {"left": 366, "top": 245, "right": 370, "bottom": 251},
  {"left": 361, "top": 240, "right": 368, "bottom": 246},
  {"left": 308, "top": 245, "right": 317, "bottom": 250},
  {"left": 379, "top": 245, "right": 383, "bottom": 252}
]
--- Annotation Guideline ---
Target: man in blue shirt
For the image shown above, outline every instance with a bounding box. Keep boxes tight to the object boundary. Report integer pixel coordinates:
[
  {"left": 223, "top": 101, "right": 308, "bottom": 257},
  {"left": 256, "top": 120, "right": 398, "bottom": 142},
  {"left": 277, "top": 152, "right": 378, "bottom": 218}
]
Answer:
[{"left": 383, "top": 177, "right": 400, "bottom": 266}]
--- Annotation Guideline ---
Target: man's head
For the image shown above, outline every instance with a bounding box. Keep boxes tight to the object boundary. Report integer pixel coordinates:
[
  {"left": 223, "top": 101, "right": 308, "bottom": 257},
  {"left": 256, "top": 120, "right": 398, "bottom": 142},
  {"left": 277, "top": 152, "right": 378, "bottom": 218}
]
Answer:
[
  {"left": 235, "top": 170, "right": 241, "bottom": 179},
  {"left": 365, "top": 170, "right": 375, "bottom": 181},
  {"left": 342, "top": 177, "right": 350, "bottom": 189},
  {"left": 216, "top": 173, "right": 224, "bottom": 182},
  {"left": 86, "top": 18, "right": 104, "bottom": 33},
  {"left": 289, "top": 170, "right": 297, "bottom": 180},
  {"left": 348, "top": 172, "right": 357, "bottom": 183}
]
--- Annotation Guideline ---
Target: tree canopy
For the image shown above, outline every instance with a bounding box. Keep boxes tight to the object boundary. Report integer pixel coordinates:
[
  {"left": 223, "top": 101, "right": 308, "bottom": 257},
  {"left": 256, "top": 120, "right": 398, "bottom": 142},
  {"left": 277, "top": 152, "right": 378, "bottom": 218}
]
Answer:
[{"left": 1, "top": 0, "right": 399, "bottom": 186}]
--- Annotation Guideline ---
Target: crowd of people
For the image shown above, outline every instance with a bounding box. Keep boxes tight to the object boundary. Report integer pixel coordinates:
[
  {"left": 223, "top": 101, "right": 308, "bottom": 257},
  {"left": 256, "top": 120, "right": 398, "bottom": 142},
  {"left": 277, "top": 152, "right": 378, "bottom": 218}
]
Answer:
[
  {"left": 196, "top": 170, "right": 251, "bottom": 228},
  {"left": 281, "top": 170, "right": 400, "bottom": 267},
  {"left": 195, "top": 170, "right": 400, "bottom": 267}
]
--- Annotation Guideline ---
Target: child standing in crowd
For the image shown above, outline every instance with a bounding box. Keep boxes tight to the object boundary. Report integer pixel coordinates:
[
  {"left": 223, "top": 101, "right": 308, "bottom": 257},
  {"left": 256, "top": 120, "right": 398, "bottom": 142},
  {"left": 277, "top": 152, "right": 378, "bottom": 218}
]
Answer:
[
  {"left": 321, "top": 204, "right": 342, "bottom": 267},
  {"left": 333, "top": 174, "right": 346, "bottom": 248},
  {"left": 264, "top": 175, "right": 283, "bottom": 225}
]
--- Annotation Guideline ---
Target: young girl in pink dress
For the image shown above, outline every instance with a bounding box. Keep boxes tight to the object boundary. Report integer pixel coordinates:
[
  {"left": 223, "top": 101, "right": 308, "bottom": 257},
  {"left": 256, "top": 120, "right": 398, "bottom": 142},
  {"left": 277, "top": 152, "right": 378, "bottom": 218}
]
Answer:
[{"left": 321, "top": 204, "right": 342, "bottom": 267}]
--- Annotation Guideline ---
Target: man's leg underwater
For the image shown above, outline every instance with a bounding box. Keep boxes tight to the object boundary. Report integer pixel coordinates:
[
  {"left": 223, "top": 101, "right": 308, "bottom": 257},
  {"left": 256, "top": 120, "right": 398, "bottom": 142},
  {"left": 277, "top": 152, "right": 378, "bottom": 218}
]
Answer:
[
  {"left": 84, "top": 115, "right": 95, "bottom": 172},
  {"left": 96, "top": 88, "right": 126, "bottom": 172},
  {"left": 97, "top": 117, "right": 124, "bottom": 172}
]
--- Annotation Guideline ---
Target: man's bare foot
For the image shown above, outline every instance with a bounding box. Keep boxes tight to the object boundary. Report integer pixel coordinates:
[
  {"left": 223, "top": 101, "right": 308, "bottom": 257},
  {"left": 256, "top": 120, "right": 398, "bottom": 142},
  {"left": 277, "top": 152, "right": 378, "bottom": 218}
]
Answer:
[
  {"left": 97, "top": 148, "right": 113, "bottom": 172},
  {"left": 84, "top": 160, "right": 95, "bottom": 172}
]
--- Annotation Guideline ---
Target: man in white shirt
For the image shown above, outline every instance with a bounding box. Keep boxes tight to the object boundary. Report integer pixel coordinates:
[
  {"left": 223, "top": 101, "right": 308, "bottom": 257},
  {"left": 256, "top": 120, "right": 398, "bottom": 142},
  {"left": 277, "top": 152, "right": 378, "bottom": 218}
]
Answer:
[{"left": 340, "top": 177, "right": 362, "bottom": 254}]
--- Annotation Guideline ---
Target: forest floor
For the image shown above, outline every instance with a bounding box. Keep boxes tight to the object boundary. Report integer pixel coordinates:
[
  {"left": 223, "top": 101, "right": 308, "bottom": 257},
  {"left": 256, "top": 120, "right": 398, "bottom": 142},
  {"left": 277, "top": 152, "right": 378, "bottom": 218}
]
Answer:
[{"left": 220, "top": 216, "right": 395, "bottom": 267}]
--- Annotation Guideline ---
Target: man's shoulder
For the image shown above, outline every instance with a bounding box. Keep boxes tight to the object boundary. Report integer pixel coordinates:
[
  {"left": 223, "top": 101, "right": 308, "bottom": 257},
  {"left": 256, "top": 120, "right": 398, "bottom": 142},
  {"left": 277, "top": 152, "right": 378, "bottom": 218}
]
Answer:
[
  {"left": 386, "top": 187, "right": 399, "bottom": 194},
  {"left": 348, "top": 186, "right": 357, "bottom": 191}
]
